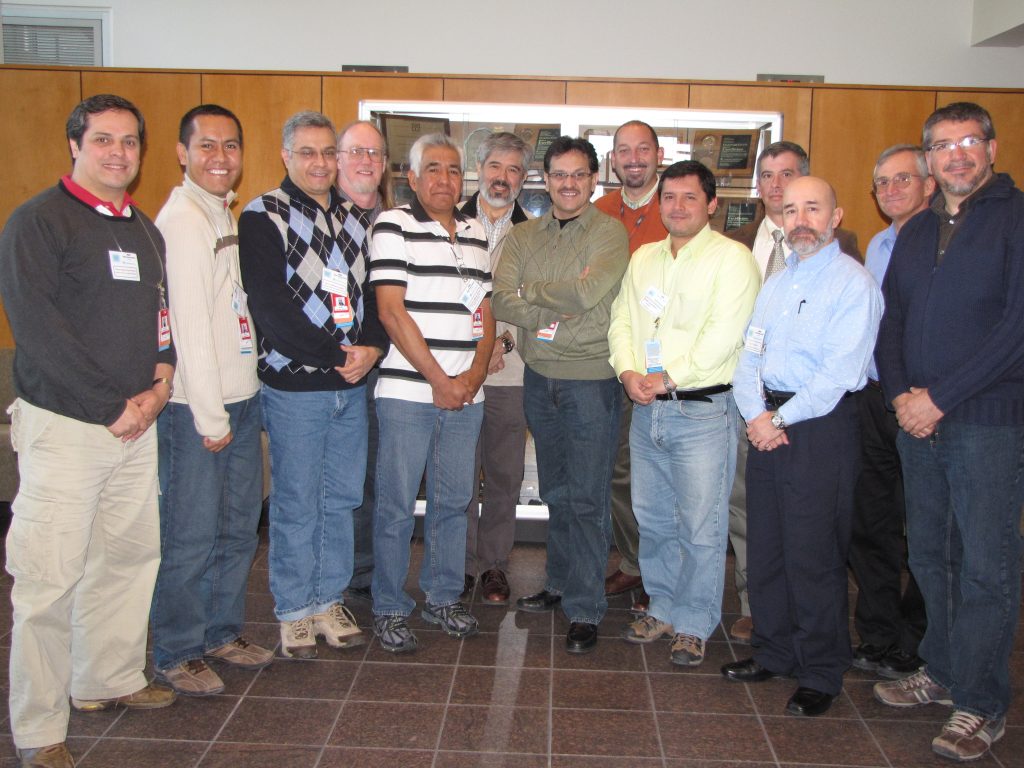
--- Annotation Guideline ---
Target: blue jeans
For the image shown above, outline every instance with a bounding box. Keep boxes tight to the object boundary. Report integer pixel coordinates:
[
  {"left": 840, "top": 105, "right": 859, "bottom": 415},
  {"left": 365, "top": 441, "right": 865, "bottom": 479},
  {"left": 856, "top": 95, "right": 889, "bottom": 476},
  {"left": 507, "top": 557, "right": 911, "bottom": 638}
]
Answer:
[
  {"left": 261, "top": 383, "right": 366, "bottom": 621},
  {"left": 630, "top": 393, "right": 736, "bottom": 640},
  {"left": 151, "top": 397, "right": 263, "bottom": 669},
  {"left": 897, "top": 421, "right": 1024, "bottom": 719},
  {"left": 372, "top": 397, "right": 483, "bottom": 617},
  {"left": 523, "top": 367, "right": 620, "bottom": 625}
]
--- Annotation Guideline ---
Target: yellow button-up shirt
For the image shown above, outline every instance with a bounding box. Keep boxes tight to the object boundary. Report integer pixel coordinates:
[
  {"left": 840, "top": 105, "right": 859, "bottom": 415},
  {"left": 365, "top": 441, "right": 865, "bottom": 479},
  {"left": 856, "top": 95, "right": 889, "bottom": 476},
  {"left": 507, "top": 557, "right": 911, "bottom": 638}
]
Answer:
[{"left": 608, "top": 225, "right": 759, "bottom": 390}]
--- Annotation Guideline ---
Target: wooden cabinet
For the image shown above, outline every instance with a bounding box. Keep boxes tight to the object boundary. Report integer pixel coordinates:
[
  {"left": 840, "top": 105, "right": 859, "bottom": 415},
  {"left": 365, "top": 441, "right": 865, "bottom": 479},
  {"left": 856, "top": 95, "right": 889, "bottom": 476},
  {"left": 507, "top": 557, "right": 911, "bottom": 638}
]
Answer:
[
  {"left": 323, "top": 75, "right": 442, "bottom": 126},
  {"left": 690, "top": 84, "right": 812, "bottom": 152},
  {"left": 201, "top": 74, "right": 322, "bottom": 206},
  {"left": 567, "top": 81, "right": 688, "bottom": 109},
  {"left": 810, "top": 88, "right": 937, "bottom": 249},
  {"left": 443, "top": 78, "right": 565, "bottom": 104},
  {"left": 81, "top": 71, "right": 201, "bottom": 216}
]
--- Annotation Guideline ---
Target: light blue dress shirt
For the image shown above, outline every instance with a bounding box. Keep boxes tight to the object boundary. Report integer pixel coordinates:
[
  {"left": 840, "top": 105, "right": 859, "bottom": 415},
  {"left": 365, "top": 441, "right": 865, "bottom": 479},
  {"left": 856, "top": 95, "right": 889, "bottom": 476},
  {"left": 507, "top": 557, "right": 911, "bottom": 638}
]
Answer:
[
  {"left": 733, "top": 240, "right": 883, "bottom": 426},
  {"left": 864, "top": 223, "right": 896, "bottom": 382}
]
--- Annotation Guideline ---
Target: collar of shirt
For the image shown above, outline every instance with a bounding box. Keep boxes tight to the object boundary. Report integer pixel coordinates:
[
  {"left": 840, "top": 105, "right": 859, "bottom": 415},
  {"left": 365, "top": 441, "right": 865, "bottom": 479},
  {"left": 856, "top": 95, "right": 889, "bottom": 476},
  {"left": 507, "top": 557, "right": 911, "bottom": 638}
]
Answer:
[
  {"left": 183, "top": 174, "right": 237, "bottom": 211},
  {"left": 782, "top": 239, "right": 842, "bottom": 276},
  {"left": 621, "top": 185, "right": 657, "bottom": 211},
  {"left": 61, "top": 174, "right": 135, "bottom": 217},
  {"left": 480, "top": 203, "right": 515, "bottom": 251}
]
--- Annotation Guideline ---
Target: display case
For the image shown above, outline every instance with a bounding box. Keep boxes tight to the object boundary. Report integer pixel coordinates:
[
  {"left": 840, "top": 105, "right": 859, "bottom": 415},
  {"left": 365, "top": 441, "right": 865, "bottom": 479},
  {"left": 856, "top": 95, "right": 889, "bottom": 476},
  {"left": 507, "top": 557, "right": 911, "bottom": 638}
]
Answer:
[{"left": 360, "top": 100, "right": 782, "bottom": 231}]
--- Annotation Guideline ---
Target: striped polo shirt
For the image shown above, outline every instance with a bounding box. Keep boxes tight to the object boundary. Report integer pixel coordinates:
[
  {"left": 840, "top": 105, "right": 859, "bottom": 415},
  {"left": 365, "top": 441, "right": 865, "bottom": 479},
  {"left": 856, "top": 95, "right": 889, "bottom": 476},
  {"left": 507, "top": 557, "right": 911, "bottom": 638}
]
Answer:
[{"left": 369, "top": 198, "right": 491, "bottom": 404}]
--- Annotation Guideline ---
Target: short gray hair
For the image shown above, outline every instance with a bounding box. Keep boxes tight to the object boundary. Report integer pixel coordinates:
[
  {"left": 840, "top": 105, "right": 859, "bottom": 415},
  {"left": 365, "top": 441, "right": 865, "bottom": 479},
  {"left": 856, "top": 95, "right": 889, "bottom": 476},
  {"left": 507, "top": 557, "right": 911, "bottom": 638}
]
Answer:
[
  {"left": 923, "top": 102, "right": 995, "bottom": 148},
  {"left": 282, "top": 110, "right": 335, "bottom": 149},
  {"left": 874, "top": 144, "right": 928, "bottom": 179},
  {"left": 408, "top": 133, "right": 462, "bottom": 177},
  {"left": 756, "top": 140, "right": 810, "bottom": 177},
  {"left": 476, "top": 131, "right": 532, "bottom": 170}
]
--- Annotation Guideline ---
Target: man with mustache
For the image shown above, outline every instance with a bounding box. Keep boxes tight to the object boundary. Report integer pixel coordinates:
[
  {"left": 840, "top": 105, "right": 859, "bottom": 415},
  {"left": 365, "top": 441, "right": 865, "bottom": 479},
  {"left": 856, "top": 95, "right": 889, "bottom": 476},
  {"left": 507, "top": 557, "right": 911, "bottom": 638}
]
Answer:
[
  {"left": 595, "top": 121, "right": 668, "bottom": 612},
  {"left": 725, "top": 176, "right": 881, "bottom": 717},
  {"left": 494, "top": 137, "right": 628, "bottom": 654},
  {"left": 723, "top": 141, "right": 860, "bottom": 643},
  {"left": 874, "top": 102, "right": 1024, "bottom": 762},
  {"left": 457, "top": 132, "right": 532, "bottom": 605}
]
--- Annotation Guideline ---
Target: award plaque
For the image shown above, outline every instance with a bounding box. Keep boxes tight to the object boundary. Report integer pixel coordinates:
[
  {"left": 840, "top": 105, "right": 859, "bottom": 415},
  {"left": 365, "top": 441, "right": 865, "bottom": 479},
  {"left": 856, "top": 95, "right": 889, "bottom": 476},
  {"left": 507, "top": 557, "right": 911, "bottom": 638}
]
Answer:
[
  {"left": 378, "top": 113, "right": 451, "bottom": 172},
  {"left": 690, "top": 129, "right": 760, "bottom": 177}
]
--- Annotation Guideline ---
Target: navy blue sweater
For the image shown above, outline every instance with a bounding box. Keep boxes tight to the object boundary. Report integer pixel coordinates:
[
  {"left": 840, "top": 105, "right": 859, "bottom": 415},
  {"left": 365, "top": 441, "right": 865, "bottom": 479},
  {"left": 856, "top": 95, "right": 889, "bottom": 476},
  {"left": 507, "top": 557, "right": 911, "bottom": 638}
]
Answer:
[{"left": 877, "top": 173, "right": 1024, "bottom": 425}]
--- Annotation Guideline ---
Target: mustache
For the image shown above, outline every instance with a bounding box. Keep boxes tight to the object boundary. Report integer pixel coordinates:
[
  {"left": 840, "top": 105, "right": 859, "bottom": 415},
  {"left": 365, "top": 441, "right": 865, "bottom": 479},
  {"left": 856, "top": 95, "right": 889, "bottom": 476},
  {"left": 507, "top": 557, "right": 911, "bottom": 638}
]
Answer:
[{"left": 788, "top": 226, "right": 820, "bottom": 238}]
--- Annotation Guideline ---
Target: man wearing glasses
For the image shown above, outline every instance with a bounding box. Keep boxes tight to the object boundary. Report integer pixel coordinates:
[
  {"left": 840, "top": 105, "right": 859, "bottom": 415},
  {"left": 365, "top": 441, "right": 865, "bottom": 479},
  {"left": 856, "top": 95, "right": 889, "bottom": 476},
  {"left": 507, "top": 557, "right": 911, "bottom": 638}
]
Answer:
[
  {"left": 493, "top": 137, "right": 628, "bottom": 654},
  {"left": 334, "top": 121, "right": 390, "bottom": 606},
  {"left": 240, "top": 111, "right": 388, "bottom": 659},
  {"left": 874, "top": 102, "right": 1024, "bottom": 763},
  {"left": 846, "top": 145, "right": 933, "bottom": 683}
]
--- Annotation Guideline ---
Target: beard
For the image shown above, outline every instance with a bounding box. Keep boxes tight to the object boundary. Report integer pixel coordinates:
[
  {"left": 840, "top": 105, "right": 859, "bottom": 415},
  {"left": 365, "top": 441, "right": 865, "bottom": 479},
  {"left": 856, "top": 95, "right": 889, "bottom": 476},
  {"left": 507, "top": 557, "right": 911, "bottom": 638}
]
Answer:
[
  {"left": 480, "top": 180, "right": 517, "bottom": 208},
  {"left": 787, "top": 224, "right": 831, "bottom": 256}
]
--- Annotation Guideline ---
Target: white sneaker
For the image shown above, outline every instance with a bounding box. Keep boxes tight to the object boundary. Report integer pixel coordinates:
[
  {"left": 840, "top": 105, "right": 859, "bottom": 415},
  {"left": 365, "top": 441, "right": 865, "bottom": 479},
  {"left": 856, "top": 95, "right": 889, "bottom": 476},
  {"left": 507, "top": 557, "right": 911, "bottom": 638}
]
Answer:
[
  {"left": 312, "top": 602, "right": 365, "bottom": 649},
  {"left": 280, "top": 615, "right": 317, "bottom": 659}
]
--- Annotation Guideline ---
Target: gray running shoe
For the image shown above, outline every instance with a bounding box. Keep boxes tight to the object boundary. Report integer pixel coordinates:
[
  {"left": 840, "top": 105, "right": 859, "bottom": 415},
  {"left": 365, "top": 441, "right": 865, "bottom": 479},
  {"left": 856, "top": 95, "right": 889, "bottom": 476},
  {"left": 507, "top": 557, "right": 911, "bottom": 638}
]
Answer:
[
  {"left": 373, "top": 614, "right": 419, "bottom": 653},
  {"left": 422, "top": 601, "right": 479, "bottom": 638}
]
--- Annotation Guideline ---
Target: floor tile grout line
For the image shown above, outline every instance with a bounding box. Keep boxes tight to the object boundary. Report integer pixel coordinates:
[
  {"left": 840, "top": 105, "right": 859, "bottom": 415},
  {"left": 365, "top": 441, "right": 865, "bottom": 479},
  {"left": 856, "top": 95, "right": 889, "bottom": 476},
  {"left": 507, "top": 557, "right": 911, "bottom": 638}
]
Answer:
[
  {"left": 843, "top": 677, "right": 895, "bottom": 768},
  {"left": 639, "top": 635, "right": 670, "bottom": 768},
  {"left": 193, "top": 652, "right": 274, "bottom": 766},
  {"left": 723, "top": 623, "right": 784, "bottom": 768},
  {"left": 311, "top": 635, "right": 368, "bottom": 768},
  {"left": 429, "top": 633, "right": 465, "bottom": 768}
]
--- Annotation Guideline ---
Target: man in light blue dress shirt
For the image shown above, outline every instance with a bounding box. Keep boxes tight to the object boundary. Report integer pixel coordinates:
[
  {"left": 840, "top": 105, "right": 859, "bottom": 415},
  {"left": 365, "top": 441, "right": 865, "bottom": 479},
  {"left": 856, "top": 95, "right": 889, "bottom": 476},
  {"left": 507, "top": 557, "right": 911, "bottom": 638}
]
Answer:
[{"left": 723, "top": 177, "right": 882, "bottom": 718}]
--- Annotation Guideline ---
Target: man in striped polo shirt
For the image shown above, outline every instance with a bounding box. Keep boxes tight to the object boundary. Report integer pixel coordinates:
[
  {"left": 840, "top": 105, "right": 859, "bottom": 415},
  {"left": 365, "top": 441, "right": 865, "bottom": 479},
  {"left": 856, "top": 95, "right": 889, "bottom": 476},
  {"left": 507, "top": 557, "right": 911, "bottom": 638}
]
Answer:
[{"left": 369, "top": 133, "right": 495, "bottom": 653}]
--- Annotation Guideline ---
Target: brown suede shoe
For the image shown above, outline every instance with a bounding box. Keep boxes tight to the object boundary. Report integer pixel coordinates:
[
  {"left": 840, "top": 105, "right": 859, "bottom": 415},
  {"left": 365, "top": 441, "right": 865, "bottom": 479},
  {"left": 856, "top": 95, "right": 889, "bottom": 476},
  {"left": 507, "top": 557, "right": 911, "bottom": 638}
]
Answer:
[
  {"left": 18, "top": 742, "right": 74, "bottom": 768},
  {"left": 71, "top": 682, "right": 176, "bottom": 712},
  {"left": 730, "top": 615, "right": 753, "bottom": 642},
  {"left": 480, "top": 569, "right": 510, "bottom": 604},
  {"left": 605, "top": 569, "right": 642, "bottom": 596}
]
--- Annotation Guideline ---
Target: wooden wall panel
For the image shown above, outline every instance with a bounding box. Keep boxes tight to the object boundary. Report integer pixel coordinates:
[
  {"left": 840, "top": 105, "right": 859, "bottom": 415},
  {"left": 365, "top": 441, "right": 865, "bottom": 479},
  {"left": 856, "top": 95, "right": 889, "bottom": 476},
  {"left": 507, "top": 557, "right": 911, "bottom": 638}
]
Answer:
[
  {"left": 690, "top": 84, "right": 812, "bottom": 153},
  {"left": 810, "top": 89, "right": 937, "bottom": 249},
  {"left": 201, "top": 74, "right": 322, "bottom": 207},
  {"left": 80, "top": 71, "right": 201, "bottom": 216},
  {"left": 936, "top": 91, "right": 1024, "bottom": 185},
  {"left": 322, "top": 76, "right": 443, "bottom": 126},
  {"left": 566, "top": 81, "right": 689, "bottom": 109},
  {"left": 0, "top": 68, "right": 81, "bottom": 348},
  {"left": 443, "top": 78, "right": 565, "bottom": 104}
]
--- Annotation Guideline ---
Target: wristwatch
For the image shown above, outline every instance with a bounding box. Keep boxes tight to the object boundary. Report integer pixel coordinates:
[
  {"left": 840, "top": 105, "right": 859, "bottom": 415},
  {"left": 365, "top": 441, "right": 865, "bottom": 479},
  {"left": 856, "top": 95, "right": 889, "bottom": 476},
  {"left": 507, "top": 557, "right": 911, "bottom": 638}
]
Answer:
[
  {"left": 501, "top": 335, "right": 515, "bottom": 354},
  {"left": 770, "top": 411, "right": 786, "bottom": 430},
  {"left": 661, "top": 371, "right": 677, "bottom": 393}
]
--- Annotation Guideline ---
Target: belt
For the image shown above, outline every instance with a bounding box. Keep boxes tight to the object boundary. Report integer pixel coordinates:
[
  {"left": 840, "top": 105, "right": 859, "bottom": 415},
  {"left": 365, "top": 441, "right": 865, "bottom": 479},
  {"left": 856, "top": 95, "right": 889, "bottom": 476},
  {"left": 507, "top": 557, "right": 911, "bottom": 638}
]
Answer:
[
  {"left": 867, "top": 378, "right": 882, "bottom": 390},
  {"left": 655, "top": 383, "right": 731, "bottom": 403},
  {"left": 763, "top": 387, "right": 855, "bottom": 410}
]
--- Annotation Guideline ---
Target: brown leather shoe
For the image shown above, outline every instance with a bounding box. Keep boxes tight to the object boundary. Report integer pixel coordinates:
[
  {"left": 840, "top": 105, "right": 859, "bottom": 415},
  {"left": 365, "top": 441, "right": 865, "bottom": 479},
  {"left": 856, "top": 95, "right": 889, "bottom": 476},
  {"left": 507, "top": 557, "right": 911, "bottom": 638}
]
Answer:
[
  {"left": 480, "top": 569, "right": 510, "bottom": 604},
  {"left": 18, "top": 742, "right": 74, "bottom": 768},
  {"left": 604, "top": 569, "right": 642, "bottom": 596},
  {"left": 71, "top": 682, "right": 176, "bottom": 712},
  {"left": 730, "top": 615, "right": 753, "bottom": 642},
  {"left": 631, "top": 589, "right": 650, "bottom": 613}
]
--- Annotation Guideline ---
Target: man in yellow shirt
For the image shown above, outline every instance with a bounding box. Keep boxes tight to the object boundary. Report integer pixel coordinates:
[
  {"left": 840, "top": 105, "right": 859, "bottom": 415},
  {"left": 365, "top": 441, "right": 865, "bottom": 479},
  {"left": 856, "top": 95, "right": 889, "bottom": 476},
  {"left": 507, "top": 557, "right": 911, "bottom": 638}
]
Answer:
[{"left": 608, "top": 160, "right": 759, "bottom": 666}]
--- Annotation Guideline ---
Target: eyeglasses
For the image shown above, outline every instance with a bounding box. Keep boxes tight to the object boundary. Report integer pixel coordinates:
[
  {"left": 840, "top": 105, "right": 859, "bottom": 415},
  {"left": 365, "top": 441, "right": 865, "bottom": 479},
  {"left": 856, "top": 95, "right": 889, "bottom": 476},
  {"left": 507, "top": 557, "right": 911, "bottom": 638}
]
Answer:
[
  {"left": 926, "top": 136, "right": 988, "bottom": 154},
  {"left": 288, "top": 147, "right": 338, "bottom": 161},
  {"left": 872, "top": 173, "right": 922, "bottom": 193},
  {"left": 547, "top": 170, "right": 593, "bottom": 182},
  {"left": 340, "top": 147, "right": 386, "bottom": 162}
]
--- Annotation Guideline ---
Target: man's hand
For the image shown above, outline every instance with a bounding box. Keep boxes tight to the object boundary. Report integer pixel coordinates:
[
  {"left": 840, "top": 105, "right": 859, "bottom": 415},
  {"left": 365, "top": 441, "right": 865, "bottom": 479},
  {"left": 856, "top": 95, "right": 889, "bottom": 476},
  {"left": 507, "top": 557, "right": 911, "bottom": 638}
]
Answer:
[
  {"left": 487, "top": 337, "right": 506, "bottom": 375},
  {"left": 455, "top": 367, "right": 486, "bottom": 401},
  {"left": 131, "top": 385, "right": 171, "bottom": 432},
  {"left": 893, "top": 387, "right": 943, "bottom": 438},
  {"left": 621, "top": 371, "right": 655, "bottom": 405},
  {"left": 432, "top": 377, "right": 472, "bottom": 411},
  {"left": 746, "top": 411, "right": 790, "bottom": 452},
  {"left": 335, "top": 345, "right": 382, "bottom": 384},
  {"left": 108, "top": 399, "right": 149, "bottom": 442},
  {"left": 204, "top": 432, "right": 233, "bottom": 453}
]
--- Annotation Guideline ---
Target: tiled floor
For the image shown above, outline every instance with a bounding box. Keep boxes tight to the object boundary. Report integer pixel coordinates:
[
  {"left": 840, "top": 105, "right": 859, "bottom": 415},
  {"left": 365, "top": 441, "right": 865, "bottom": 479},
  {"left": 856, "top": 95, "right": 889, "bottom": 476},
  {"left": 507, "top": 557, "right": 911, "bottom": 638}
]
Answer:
[{"left": 0, "top": 534, "right": 1021, "bottom": 767}]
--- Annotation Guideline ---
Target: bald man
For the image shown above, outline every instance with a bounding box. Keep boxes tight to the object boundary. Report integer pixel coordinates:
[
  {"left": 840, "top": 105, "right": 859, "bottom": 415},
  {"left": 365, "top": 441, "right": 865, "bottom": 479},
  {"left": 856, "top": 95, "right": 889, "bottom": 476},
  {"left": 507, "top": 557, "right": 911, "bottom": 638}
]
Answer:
[{"left": 724, "top": 177, "right": 882, "bottom": 717}]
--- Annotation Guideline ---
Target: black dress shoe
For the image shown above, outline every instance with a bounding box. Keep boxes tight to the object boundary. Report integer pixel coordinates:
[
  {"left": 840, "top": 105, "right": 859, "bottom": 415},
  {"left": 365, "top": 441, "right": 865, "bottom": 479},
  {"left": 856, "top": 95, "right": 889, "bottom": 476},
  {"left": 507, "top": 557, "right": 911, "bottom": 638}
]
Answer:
[
  {"left": 516, "top": 590, "right": 561, "bottom": 613},
  {"left": 851, "top": 642, "right": 890, "bottom": 672},
  {"left": 785, "top": 686, "right": 835, "bottom": 717},
  {"left": 460, "top": 574, "right": 475, "bottom": 601},
  {"left": 721, "top": 657, "right": 782, "bottom": 682},
  {"left": 878, "top": 647, "right": 923, "bottom": 679},
  {"left": 566, "top": 622, "right": 598, "bottom": 654}
]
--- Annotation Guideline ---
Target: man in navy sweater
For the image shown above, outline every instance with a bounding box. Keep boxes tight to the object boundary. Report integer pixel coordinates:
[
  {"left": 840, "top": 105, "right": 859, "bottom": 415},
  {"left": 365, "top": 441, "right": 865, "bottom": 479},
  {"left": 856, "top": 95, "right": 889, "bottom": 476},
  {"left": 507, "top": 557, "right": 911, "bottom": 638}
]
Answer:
[{"left": 874, "top": 102, "right": 1024, "bottom": 763}]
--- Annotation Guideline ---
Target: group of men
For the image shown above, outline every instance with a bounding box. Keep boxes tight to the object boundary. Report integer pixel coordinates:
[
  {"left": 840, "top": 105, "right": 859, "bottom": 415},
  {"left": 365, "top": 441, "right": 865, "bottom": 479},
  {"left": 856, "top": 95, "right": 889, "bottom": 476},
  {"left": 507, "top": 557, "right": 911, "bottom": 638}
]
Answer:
[{"left": 0, "top": 93, "right": 1019, "bottom": 767}]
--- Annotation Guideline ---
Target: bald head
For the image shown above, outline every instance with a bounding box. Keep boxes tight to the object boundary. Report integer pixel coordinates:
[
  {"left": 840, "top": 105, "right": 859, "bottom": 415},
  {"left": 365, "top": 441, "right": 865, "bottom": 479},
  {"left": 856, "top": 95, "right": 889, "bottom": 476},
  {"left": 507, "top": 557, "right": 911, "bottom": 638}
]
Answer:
[{"left": 782, "top": 176, "right": 843, "bottom": 259}]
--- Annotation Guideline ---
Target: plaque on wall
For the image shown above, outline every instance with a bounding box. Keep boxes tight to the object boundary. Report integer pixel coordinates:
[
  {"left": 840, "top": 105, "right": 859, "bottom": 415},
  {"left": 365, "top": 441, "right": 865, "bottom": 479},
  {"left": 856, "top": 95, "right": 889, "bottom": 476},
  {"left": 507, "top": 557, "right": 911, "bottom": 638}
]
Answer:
[
  {"left": 691, "top": 129, "right": 759, "bottom": 177},
  {"left": 378, "top": 113, "right": 451, "bottom": 172},
  {"left": 723, "top": 201, "right": 759, "bottom": 232},
  {"left": 532, "top": 127, "right": 563, "bottom": 165}
]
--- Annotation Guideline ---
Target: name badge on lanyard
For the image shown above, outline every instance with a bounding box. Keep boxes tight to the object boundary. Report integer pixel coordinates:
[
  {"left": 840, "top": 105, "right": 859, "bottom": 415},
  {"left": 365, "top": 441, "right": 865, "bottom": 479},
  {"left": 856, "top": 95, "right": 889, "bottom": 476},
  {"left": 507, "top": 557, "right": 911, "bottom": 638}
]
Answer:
[
  {"left": 332, "top": 294, "right": 354, "bottom": 329},
  {"left": 238, "top": 316, "right": 254, "bottom": 354},
  {"left": 157, "top": 308, "right": 171, "bottom": 351},
  {"left": 110, "top": 250, "right": 140, "bottom": 281},
  {"left": 744, "top": 326, "right": 766, "bottom": 355},
  {"left": 461, "top": 281, "right": 485, "bottom": 313},
  {"left": 472, "top": 307, "right": 483, "bottom": 340},
  {"left": 536, "top": 322, "right": 558, "bottom": 342},
  {"left": 644, "top": 339, "right": 663, "bottom": 373}
]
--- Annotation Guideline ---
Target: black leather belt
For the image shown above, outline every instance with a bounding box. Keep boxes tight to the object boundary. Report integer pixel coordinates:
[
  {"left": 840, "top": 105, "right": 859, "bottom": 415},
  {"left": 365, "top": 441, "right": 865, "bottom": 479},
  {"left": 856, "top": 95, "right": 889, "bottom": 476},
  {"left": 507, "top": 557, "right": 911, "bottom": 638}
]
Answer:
[
  {"left": 763, "top": 387, "right": 855, "bottom": 410},
  {"left": 655, "top": 383, "right": 732, "bottom": 403}
]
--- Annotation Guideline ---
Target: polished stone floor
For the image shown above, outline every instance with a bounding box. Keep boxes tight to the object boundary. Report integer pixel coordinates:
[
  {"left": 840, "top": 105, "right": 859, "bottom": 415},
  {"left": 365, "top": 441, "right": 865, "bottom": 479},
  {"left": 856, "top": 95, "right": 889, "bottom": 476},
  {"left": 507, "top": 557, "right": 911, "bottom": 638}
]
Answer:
[{"left": 0, "top": 534, "right": 1021, "bottom": 767}]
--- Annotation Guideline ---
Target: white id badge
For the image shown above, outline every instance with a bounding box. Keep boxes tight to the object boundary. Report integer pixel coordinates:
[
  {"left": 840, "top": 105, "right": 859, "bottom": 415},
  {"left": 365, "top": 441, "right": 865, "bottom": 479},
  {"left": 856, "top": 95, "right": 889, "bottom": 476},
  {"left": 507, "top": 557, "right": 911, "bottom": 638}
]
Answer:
[
  {"left": 644, "top": 339, "right": 664, "bottom": 372},
  {"left": 109, "top": 250, "right": 140, "bottom": 281},
  {"left": 744, "top": 326, "right": 766, "bottom": 355},
  {"left": 640, "top": 286, "right": 668, "bottom": 316},
  {"left": 460, "top": 281, "right": 485, "bottom": 313},
  {"left": 231, "top": 283, "right": 248, "bottom": 316},
  {"left": 321, "top": 266, "right": 348, "bottom": 296}
]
